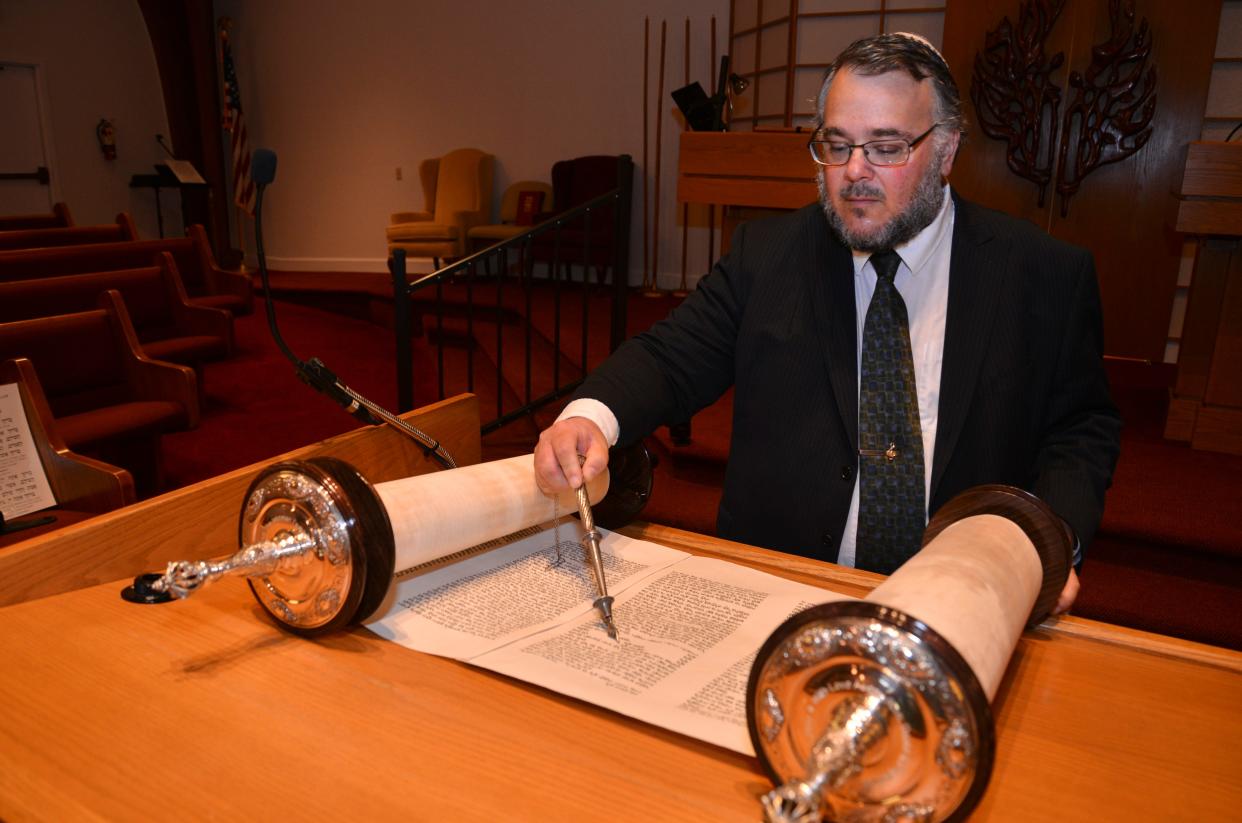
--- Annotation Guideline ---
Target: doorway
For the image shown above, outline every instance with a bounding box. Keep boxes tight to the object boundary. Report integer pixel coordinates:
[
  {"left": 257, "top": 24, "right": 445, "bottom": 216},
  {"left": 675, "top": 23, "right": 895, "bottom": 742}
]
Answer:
[{"left": 0, "top": 62, "right": 58, "bottom": 215}]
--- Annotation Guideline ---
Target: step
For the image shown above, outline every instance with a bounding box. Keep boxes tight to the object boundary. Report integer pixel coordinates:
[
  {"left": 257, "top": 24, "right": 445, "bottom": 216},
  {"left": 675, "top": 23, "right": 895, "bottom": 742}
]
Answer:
[
  {"left": 1096, "top": 437, "right": 1242, "bottom": 561},
  {"left": 1077, "top": 534, "right": 1242, "bottom": 650},
  {"left": 430, "top": 313, "right": 587, "bottom": 407},
  {"left": 409, "top": 277, "right": 685, "bottom": 366}
]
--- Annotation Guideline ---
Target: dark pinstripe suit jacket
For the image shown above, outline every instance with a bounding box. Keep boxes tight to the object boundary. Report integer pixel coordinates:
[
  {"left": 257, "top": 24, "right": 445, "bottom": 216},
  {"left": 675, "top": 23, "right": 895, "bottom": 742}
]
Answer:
[{"left": 578, "top": 193, "right": 1121, "bottom": 563}]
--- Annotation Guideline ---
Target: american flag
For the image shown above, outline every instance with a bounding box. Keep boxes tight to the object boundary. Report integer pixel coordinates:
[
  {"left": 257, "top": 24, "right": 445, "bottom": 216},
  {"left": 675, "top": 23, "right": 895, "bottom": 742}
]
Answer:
[{"left": 220, "top": 28, "right": 255, "bottom": 214}]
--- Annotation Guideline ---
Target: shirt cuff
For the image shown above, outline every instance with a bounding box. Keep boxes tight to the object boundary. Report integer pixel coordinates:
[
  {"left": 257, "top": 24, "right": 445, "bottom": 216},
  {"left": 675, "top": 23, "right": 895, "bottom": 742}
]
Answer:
[{"left": 556, "top": 398, "right": 620, "bottom": 447}]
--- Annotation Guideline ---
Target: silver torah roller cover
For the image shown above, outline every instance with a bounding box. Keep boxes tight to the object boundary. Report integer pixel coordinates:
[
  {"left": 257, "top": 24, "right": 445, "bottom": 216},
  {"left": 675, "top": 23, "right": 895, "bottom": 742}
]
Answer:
[
  {"left": 121, "top": 457, "right": 395, "bottom": 636},
  {"left": 121, "top": 444, "right": 653, "bottom": 637},
  {"left": 745, "top": 485, "right": 1073, "bottom": 823}
]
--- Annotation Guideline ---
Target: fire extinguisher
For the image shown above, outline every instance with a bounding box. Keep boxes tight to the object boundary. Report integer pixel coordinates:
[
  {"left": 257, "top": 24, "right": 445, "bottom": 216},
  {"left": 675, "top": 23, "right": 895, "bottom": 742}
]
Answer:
[{"left": 96, "top": 118, "right": 117, "bottom": 160}]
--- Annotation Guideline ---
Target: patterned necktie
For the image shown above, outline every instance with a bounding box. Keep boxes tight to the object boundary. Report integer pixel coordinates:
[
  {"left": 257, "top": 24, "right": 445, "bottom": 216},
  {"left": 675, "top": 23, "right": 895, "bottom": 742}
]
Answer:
[{"left": 856, "top": 249, "right": 925, "bottom": 575}]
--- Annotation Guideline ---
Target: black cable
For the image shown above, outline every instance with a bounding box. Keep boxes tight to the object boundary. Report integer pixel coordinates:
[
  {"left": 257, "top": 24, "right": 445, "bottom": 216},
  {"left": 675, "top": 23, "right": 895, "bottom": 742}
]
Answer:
[{"left": 251, "top": 151, "right": 455, "bottom": 469}]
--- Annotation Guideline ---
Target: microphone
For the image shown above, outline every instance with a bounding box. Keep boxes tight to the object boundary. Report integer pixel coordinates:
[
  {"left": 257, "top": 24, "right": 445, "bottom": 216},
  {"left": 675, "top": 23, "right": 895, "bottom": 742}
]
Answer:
[
  {"left": 251, "top": 148, "right": 378, "bottom": 425},
  {"left": 252, "top": 147, "right": 277, "bottom": 186},
  {"left": 249, "top": 149, "right": 455, "bottom": 468}
]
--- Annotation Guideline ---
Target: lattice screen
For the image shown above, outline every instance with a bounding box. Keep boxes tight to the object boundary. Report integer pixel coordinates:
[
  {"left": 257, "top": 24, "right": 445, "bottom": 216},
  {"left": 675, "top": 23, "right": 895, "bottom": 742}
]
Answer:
[{"left": 728, "top": 0, "right": 947, "bottom": 131}]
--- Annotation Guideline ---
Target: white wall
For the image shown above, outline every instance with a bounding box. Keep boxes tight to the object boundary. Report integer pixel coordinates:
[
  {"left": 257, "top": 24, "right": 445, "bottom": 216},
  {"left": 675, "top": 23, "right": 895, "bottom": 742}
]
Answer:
[
  {"left": 214, "top": 0, "right": 730, "bottom": 287},
  {"left": 0, "top": 0, "right": 177, "bottom": 238}
]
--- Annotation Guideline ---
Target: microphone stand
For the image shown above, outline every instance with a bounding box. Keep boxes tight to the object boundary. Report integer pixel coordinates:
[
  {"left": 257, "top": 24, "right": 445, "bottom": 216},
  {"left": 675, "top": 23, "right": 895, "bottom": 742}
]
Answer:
[{"left": 252, "top": 166, "right": 456, "bottom": 470}]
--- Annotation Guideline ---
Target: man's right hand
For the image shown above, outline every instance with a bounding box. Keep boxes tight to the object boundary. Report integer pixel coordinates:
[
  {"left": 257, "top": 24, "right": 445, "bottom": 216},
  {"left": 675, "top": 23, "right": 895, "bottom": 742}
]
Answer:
[{"left": 533, "top": 417, "right": 609, "bottom": 495}]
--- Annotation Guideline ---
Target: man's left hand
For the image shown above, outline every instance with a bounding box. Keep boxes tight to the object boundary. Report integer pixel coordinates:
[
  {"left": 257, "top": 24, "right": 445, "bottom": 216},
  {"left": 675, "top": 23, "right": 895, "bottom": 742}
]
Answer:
[{"left": 1052, "top": 567, "right": 1080, "bottom": 615}]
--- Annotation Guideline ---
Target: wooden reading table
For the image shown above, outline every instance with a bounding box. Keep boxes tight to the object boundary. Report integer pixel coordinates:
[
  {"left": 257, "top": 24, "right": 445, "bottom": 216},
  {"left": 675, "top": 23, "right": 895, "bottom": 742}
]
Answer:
[{"left": 0, "top": 395, "right": 1238, "bottom": 820}]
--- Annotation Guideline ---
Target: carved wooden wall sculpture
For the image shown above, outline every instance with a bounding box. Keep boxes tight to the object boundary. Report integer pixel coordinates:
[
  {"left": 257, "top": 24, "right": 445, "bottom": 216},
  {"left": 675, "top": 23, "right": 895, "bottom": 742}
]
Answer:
[
  {"left": 972, "top": 0, "right": 1066, "bottom": 207},
  {"left": 944, "top": 0, "right": 1219, "bottom": 363},
  {"left": 972, "top": 0, "right": 1156, "bottom": 216},
  {"left": 1056, "top": 0, "right": 1157, "bottom": 214}
]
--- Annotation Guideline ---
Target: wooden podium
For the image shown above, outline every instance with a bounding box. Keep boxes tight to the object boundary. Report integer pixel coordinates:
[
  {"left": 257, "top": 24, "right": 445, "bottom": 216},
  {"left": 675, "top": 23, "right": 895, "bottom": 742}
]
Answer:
[
  {"left": 677, "top": 131, "right": 818, "bottom": 253},
  {"left": 677, "top": 131, "right": 818, "bottom": 210},
  {"left": 0, "top": 393, "right": 1239, "bottom": 820},
  {"left": 1166, "top": 141, "right": 1242, "bottom": 454}
]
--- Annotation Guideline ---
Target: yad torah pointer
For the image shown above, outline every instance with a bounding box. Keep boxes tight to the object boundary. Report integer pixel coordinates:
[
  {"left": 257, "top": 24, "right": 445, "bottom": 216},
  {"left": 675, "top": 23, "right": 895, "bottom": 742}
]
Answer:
[{"left": 575, "top": 455, "right": 618, "bottom": 640}]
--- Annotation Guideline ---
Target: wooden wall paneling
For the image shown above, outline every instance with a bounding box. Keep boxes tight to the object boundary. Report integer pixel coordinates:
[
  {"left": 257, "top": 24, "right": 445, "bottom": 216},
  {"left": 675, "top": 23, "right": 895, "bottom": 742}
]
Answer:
[{"left": 942, "top": 0, "right": 1223, "bottom": 363}]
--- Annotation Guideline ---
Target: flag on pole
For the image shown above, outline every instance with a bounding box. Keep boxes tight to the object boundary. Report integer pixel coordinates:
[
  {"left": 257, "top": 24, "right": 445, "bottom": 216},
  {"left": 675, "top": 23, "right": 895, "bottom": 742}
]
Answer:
[{"left": 220, "top": 25, "right": 255, "bottom": 215}]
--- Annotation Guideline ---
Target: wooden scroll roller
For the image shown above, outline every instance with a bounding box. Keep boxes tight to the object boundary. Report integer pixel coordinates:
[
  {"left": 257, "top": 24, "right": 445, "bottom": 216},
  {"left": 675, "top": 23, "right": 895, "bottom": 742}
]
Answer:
[
  {"left": 123, "top": 446, "right": 652, "bottom": 637},
  {"left": 746, "top": 485, "right": 1073, "bottom": 823}
]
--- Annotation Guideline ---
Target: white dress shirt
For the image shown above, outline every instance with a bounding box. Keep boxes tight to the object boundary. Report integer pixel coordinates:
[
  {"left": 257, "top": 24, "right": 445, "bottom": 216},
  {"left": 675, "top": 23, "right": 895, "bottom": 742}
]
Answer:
[{"left": 559, "top": 186, "right": 956, "bottom": 568}]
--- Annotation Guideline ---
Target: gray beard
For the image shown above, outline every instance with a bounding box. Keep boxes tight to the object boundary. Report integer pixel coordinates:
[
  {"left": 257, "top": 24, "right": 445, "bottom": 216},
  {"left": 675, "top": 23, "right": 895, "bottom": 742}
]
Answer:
[{"left": 817, "top": 155, "right": 947, "bottom": 253}]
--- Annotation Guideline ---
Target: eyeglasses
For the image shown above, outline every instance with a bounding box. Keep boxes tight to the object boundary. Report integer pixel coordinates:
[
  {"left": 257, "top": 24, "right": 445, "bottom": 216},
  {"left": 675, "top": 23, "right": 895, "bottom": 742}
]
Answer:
[{"left": 808, "top": 123, "right": 943, "bottom": 167}]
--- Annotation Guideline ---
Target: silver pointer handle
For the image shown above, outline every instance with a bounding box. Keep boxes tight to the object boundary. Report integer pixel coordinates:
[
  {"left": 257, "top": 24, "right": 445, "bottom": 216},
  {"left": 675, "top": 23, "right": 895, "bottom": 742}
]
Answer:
[{"left": 575, "top": 456, "right": 619, "bottom": 640}]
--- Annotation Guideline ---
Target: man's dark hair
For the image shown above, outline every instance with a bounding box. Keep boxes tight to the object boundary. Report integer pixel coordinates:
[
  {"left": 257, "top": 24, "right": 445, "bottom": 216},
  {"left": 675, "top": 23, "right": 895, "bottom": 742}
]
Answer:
[{"left": 815, "top": 33, "right": 967, "bottom": 140}]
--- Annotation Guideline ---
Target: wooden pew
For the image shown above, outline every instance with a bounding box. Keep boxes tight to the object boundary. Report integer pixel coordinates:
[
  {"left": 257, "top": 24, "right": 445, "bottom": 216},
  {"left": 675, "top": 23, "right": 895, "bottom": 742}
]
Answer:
[
  {"left": 0, "top": 212, "right": 135, "bottom": 250},
  {"left": 0, "top": 223, "right": 253, "bottom": 315},
  {"left": 0, "top": 202, "right": 73, "bottom": 230},
  {"left": 0, "top": 358, "right": 134, "bottom": 548},
  {"left": 0, "top": 290, "right": 198, "bottom": 494},
  {"left": 0, "top": 251, "right": 233, "bottom": 371}
]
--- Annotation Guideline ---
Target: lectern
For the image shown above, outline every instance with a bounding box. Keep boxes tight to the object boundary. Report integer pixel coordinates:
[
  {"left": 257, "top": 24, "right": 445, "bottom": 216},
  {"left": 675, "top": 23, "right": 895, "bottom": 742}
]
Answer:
[
  {"left": 1166, "top": 141, "right": 1242, "bottom": 455},
  {"left": 129, "top": 162, "right": 208, "bottom": 239}
]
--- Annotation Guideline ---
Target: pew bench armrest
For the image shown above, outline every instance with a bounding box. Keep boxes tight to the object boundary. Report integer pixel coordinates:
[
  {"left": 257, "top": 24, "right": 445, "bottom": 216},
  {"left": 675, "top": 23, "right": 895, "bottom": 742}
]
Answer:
[
  {"left": 99, "top": 290, "right": 200, "bottom": 429},
  {"left": 1, "top": 358, "right": 135, "bottom": 513}
]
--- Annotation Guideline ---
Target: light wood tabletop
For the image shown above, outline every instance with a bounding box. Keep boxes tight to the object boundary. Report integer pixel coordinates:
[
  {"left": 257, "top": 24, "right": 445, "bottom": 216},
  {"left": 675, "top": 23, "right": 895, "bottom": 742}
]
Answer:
[{"left": 1, "top": 395, "right": 1239, "bottom": 821}]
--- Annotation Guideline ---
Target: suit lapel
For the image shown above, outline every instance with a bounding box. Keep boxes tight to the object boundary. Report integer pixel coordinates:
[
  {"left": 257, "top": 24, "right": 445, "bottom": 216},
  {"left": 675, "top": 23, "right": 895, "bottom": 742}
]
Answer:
[
  {"left": 806, "top": 208, "right": 859, "bottom": 449},
  {"left": 932, "top": 194, "right": 1007, "bottom": 500}
]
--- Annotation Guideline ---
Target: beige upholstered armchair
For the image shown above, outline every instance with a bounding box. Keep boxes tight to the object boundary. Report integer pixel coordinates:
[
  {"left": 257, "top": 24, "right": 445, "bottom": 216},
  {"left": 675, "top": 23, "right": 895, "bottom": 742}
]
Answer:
[{"left": 386, "top": 148, "right": 494, "bottom": 267}]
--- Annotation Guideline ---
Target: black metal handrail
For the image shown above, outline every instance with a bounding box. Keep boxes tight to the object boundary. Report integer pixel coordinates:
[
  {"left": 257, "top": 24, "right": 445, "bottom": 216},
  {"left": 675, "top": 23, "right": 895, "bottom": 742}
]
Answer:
[{"left": 387, "top": 155, "right": 633, "bottom": 434}]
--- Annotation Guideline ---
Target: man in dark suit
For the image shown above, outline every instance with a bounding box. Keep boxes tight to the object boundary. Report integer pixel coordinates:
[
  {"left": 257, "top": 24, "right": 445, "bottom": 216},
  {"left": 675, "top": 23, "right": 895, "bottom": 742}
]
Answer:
[{"left": 534, "top": 33, "right": 1120, "bottom": 612}]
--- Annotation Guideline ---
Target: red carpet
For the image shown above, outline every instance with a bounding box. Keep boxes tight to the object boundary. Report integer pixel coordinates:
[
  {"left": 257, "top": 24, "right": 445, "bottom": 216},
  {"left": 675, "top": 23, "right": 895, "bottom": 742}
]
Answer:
[{"left": 161, "top": 299, "right": 430, "bottom": 488}]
